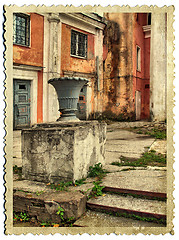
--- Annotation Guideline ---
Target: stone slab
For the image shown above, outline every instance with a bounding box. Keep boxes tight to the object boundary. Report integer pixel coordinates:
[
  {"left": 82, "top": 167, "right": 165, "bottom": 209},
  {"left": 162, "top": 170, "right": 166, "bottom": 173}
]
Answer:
[
  {"left": 101, "top": 169, "right": 166, "bottom": 193},
  {"left": 105, "top": 129, "right": 155, "bottom": 164},
  {"left": 149, "top": 140, "right": 167, "bottom": 155},
  {"left": 74, "top": 210, "right": 166, "bottom": 227},
  {"left": 103, "top": 164, "right": 166, "bottom": 173},
  {"left": 13, "top": 187, "right": 87, "bottom": 223},
  {"left": 13, "top": 180, "right": 52, "bottom": 193},
  {"left": 87, "top": 193, "right": 166, "bottom": 215}
]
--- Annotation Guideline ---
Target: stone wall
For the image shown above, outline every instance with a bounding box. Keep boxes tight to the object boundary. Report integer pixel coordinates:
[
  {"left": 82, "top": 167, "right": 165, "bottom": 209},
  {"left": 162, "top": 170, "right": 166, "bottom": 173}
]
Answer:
[{"left": 22, "top": 121, "right": 106, "bottom": 183}]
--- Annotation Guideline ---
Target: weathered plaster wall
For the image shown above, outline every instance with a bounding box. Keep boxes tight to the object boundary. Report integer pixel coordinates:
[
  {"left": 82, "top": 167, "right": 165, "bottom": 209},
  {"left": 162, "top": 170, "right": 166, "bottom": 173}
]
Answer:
[
  {"left": 13, "top": 13, "right": 44, "bottom": 67},
  {"left": 37, "top": 70, "right": 43, "bottom": 123},
  {"left": 143, "top": 37, "right": 150, "bottom": 119},
  {"left": 102, "top": 13, "right": 134, "bottom": 120},
  {"left": 61, "top": 22, "right": 104, "bottom": 119},
  {"left": 61, "top": 23, "right": 95, "bottom": 74},
  {"left": 102, "top": 13, "right": 150, "bottom": 121},
  {"left": 22, "top": 121, "right": 106, "bottom": 183},
  {"left": 150, "top": 12, "right": 167, "bottom": 122}
]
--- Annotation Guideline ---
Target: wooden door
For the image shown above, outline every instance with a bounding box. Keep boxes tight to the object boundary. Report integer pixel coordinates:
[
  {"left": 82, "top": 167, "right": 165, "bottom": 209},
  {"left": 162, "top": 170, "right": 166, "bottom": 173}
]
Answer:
[{"left": 13, "top": 80, "right": 31, "bottom": 128}]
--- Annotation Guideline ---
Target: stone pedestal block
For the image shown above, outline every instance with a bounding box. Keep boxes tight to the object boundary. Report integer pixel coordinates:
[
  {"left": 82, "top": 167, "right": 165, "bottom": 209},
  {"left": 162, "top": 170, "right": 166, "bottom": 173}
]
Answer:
[
  {"left": 22, "top": 121, "right": 106, "bottom": 183},
  {"left": 13, "top": 188, "right": 87, "bottom": 223}
]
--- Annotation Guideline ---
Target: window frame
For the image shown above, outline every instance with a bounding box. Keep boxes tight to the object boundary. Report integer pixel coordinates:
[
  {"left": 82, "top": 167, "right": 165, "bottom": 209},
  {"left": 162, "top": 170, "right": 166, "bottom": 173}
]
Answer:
[
  {"left": 136, "top": 45, "right": 141, "bottom": 72},
  {"left": 70, "top": 30, "right": 88, "bottom": 59},
  {"left": 13, "top": 13, "right": 31, "bottom": 47}
]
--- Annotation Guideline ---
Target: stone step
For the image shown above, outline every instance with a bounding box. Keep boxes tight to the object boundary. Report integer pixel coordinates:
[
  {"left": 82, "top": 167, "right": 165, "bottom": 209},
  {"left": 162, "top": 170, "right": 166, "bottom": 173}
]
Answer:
[
  {"left": 73, "top": 209, "right": 166, "bottom": 227},
  {"left": 102, "top": 186, "right": 166, "bottom": 200},
  {"left": 87, "top": 193, "right": 166, "bottom": 221},
  {"left": 13, "top": 181, "right": 87, "bottom": 223},
  {"left": 101, "top": 170, "right": 166, "bottom": 194}
]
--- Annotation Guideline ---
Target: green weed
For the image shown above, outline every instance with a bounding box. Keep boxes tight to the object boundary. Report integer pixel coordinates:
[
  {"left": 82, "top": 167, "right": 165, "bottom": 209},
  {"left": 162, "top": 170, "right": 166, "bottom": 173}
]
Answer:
[
  {"left": 56, "top": 206, "right": 64, "bottom": 221},
  {"left": 35, "top": 190, "right": 44, "bottom": 196},
  {"left": 145, "top": 129, "right": 166, "bottom": 139},
  {"left": 111, "top": 151, "right": 166, "bottom": 167},
  {"left": 49, "top": 181, "right": 73, "bottom": 191},
  {"left": 88, "top": 181, "right": 105, "bottom": 199},
  {"left": 88, "top": 163, "right": 107, "bottom": 179},
  {"left": 13, "top": 212, "right": 30, "bottom": 222},
  {"left": 74, "top": 178, "right": 86, "bottom": 186}
]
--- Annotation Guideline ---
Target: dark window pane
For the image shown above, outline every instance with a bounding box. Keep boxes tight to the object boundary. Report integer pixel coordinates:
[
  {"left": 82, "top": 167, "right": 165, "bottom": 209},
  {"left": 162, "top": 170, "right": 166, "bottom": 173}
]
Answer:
[
  {"left": 13, "top": 13, "right": 30, "bottom": 46},
  {"left": 19, "top": 84, "right": 26, "bottom": 90},
  {"left": 71, "top": 30, "right": 87, "bottom": 58},
  {"left": 79, "top": 96, "right": 84, "bottom": 101},
  {"left": 71, "top": 31, "right": 77, "bottom": 55}
]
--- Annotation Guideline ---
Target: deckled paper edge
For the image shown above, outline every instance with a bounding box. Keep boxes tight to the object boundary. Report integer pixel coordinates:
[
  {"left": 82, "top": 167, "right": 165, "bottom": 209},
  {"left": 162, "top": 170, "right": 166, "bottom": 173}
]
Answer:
[{"left": 3, "top": 4, "right": 175, "bottom": 235}]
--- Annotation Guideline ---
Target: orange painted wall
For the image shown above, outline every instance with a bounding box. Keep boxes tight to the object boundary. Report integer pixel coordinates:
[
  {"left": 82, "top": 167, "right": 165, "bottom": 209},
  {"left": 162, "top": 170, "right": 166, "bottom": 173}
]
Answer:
[
  {"left": 133, "top": 13, "right": 150, "bottom": 119},
  {"left": 13, "top": 13, "right": 44, "bottom": 67},
  {"left": 13, "top": 13, "right": 44, "bottom": 123},
  {"left": 61, "top": 23, "right": 95, "bottom": 74}
]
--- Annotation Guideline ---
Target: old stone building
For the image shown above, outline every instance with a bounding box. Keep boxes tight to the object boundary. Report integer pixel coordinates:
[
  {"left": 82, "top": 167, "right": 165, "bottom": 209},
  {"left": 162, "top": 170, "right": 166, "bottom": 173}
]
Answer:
[
  {"left": 12, "top": 11, "right": 167, "bottom": 167},
  {"left": 43, "top": 13, "right": 106, "bottom": 122},
  {"left": 13, "top": 11, "right": 167, "bottom": 130},
  {"left": 101, "top": 12, "right": 167, "bottom": 122},
  {"left": 101, "top": 13, "right": 151, "bottom": 121},
  {"left": 13, "top": 12, "right": 106, "bottom": 128}
]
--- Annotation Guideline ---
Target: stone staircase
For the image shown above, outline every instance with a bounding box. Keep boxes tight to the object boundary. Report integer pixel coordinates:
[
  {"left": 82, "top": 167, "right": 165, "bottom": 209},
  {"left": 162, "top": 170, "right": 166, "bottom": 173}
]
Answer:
[
  {"left": 13, "top": 122, "right": 167, "bottom": 227},
  {"left": 74, "top": 176, "right": 166, "bottom": 227},
  {"left": 86, "top": 190, "right": 166, "bottom": 222},
  {"left": 73, "top": 166, "right": 167, "bottom": 227}
]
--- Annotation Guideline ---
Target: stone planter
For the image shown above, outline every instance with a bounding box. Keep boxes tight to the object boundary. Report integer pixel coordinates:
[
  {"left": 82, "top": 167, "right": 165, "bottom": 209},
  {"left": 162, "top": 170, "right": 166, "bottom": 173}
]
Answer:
[{"left": 48, "top": 77, "right": 88, "bottom": 121}]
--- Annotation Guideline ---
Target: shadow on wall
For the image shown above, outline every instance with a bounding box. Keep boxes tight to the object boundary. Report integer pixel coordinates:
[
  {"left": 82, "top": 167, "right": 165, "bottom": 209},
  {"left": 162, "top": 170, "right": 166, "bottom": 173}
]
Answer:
[{"left": 103, "top": 19, "right": 121, "bottom": 106}]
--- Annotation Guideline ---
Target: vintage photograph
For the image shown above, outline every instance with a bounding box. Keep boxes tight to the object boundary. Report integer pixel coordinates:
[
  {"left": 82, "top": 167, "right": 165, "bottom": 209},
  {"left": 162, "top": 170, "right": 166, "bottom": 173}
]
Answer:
[{"left": 3, "top": 4, "right": 174, "bottom": 235}]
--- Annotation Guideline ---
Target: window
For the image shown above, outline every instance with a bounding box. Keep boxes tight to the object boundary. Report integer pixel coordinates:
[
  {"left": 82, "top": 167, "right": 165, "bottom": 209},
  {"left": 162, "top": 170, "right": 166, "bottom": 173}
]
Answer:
[
  {"left": 71, "top": 30, "right": 87, "bottom": 58},
  {"left": 79, "top": 96, "right": 84, "bottom": 101},
  {"left": 136, "top": 46, "right": 141, "bottom": 71},
  {"left": 13, "top": 13, "right": 30, "bottom": 46},
  {"left": 147, "top": 13, "right": 151, "bottom": 25}
]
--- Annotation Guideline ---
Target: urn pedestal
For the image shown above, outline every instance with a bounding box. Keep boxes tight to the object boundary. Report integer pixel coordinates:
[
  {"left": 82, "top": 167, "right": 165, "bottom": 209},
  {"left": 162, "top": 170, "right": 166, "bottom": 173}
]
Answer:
[
  {"left": 22, "top": 121, "right": 106, "bottom": 183},
  {"left": 21, "top": 77, "right": 106, "bottom": 184},
  {"left": 48, "top": 77, "right": 88, "bottom": 121}
]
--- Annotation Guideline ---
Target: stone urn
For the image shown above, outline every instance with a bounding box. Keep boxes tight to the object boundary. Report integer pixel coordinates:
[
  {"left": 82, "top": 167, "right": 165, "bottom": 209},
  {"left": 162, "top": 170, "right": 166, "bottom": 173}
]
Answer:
[{"left": 48, "top": 77, "right": 88, "bottom": 121}]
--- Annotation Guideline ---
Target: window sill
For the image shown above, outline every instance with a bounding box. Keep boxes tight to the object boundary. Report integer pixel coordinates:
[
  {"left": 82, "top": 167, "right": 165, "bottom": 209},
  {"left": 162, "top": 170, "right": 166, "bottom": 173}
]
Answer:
[
  {"left": 70, "top": 54, "right": 87, "bottom": 60},
  {"left": 13, "top": 43, "right": 31, "bottom": 48}
]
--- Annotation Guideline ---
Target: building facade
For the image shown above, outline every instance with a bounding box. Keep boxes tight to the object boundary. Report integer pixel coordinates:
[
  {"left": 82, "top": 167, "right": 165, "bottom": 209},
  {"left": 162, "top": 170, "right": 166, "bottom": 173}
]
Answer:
[
  {"left": 13, "top": 12, "right": 106, "bottom": 128},
  {"left": 13, "top": 11, "right": 167, "bottom": 129},
  {"left": 13, "top": 13, "right": 44, "bottom": 128},
  {"left": 102, "top": 12, "right": 151, "bottom": 121}
]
